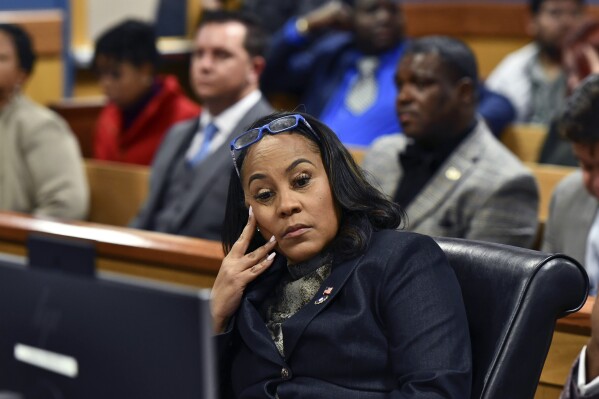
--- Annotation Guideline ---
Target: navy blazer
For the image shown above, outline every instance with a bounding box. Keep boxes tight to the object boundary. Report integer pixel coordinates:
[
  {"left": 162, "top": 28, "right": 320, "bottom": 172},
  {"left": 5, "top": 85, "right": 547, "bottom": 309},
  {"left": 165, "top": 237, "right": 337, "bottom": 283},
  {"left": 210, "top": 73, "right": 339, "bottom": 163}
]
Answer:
[{"left": 217, "top": 230, "right": 472, "bottom": 398}]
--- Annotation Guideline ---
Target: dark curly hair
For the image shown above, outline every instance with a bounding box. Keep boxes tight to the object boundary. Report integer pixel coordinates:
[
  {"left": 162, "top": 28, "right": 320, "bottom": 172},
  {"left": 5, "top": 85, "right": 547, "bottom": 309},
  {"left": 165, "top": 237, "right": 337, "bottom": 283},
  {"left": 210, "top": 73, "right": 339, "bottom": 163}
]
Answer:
[
  {"left": 221, "top": 111, "right": 405, "bottom": 261},
  {"left": 0, "top": 24, "right": 36, "bottom": 74},
  {"left": 557, "top": 74, "right": 599, "bottom": 143},
  {"left": 92, "top": 19, "right": 160, "bottom": 71}
]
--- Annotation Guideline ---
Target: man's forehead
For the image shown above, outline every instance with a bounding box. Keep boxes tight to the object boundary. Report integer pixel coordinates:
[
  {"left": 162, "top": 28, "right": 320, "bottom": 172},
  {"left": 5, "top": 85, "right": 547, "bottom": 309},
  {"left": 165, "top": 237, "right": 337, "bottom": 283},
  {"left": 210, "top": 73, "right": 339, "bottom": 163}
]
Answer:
[
  {"left": 399, "top": 52, "right": 441, "bottom": 72},
  {"left": 197, "top": 21, "right": 246, "bottom": 41}
]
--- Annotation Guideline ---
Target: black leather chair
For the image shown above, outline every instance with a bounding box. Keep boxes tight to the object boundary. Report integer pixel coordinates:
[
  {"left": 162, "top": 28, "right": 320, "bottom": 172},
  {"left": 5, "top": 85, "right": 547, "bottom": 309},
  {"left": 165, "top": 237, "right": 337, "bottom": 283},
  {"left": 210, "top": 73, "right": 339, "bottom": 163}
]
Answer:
[{"left": 434, "top": 237, "right": 589, "bottom": 399}]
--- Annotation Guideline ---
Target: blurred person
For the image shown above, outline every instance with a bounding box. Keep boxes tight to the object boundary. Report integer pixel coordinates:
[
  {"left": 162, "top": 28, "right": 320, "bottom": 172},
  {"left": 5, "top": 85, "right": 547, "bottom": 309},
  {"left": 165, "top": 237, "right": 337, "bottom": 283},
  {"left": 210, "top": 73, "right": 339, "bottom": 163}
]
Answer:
[
  {"left": 130, "top": 11, "right": 273, "bottom": 240},
  {"left": 487, "top": 0, "right": 585, "bottom": 124},
  {"left": 203, "top": 0, "right": 330, "bottom": 34},
  {"left": 262, "top": 0, "right": 515, "bottom": 146},
  {"left": 213, "top": 111, "right": 472, "bottom": 398},
  {"left": 362, "top": 36, "right": 539, "bottom": 247},
  {"left": 261, "top": 0, "right": 406, "bottom": 146},
  {"left": 92, "top": 19, "right": 200, "bottom": 165},
  {"left": 0, "top": 24, "right": 88, "bottom": 219},
  {"left": 540, "top": 18, "right": 599, "bottom": 166},
  {"left": 543, "top": 75, "right": 599, "bottom": 295}
]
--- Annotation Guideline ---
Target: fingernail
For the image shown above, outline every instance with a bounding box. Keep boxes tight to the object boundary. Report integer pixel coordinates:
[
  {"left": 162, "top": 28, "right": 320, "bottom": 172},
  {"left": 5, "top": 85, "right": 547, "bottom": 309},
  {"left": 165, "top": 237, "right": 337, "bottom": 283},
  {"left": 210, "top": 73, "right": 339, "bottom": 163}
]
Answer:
[
  {"left": 267, "top": 252, "right": 276, "bottom": 261},
  {"left": 249, "top": 206, "right": 253, "bottom": 217},
  {"left": 269, "top": 235, "right": 275, "bottom": 243}
]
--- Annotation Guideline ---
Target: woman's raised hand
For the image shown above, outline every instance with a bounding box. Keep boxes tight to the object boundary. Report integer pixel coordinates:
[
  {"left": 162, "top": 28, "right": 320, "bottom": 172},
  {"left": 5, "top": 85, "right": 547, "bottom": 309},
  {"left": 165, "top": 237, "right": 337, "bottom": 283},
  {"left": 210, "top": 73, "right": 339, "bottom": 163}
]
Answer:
[{"left": 211, "top": 206, "right": 277, "bottom": 333}]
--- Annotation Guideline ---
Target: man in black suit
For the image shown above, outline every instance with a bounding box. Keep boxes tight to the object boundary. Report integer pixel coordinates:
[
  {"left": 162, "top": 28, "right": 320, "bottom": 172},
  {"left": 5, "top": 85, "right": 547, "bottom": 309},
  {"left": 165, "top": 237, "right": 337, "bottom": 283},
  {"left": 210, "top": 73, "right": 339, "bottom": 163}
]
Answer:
[{"left": 130, "top": 11, "right": 274, "bottom": 240}]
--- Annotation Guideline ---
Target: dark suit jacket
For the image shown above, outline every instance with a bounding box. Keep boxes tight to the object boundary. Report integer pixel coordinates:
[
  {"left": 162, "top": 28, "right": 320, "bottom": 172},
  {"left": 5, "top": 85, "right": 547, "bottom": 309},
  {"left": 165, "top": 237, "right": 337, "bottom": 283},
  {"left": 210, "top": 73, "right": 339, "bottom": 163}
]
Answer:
[
  {"left": 261, "top": 30, "right": 357, "bottom": 117},
  {"left": 130, "top": 98, "right": 274, "bottom": 240},
  {"left": 560, "top": 357, "right": 599, "bottom": 399},
  {"left": 217, "top": 230, "right": 472, "bottom": 398}
]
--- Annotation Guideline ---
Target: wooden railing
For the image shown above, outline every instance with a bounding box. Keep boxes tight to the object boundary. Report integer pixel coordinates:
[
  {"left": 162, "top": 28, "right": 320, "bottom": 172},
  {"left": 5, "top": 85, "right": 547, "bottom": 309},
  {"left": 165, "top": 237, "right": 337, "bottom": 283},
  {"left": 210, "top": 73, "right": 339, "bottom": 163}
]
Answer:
[
  {"left": 84, "top": 159, "right": 149, "bottom": 226},
  {"left": 0, "top": 211, "right": 222, "bottom": 288}
]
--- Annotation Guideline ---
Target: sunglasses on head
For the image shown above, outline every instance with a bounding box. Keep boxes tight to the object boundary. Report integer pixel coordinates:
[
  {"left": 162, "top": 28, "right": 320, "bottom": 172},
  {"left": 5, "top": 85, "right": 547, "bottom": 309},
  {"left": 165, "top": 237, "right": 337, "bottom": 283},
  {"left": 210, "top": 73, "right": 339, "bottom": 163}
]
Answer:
[{"left": 230, "top": 114, "right": 320, "bottom": 177}]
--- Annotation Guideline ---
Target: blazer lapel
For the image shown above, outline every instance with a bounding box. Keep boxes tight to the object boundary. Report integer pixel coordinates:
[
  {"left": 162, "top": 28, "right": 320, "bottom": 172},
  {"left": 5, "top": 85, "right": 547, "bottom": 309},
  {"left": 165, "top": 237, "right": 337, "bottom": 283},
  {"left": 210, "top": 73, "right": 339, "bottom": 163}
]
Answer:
[
  {"left": 236, "top": 256, "right": 287, "bottom": 366},
  {"left": 407, "top": 122, "right": 485, "bottom": 228},
  {"left": 141, "top": 119, "right": 199, "bottom": 224},
  {"left": 281, "top": 253, "right": 365, "bottom": 361},
  {"left": 167, "top": 99, "right": 273, "bottom": 231}
]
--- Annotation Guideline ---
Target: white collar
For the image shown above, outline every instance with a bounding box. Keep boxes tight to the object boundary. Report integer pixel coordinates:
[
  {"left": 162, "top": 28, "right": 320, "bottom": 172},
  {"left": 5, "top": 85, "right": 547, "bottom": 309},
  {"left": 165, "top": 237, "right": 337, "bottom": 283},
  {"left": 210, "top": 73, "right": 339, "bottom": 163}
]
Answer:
[{"left": 199, "top": 90, "right": 262, "bottom": 136}]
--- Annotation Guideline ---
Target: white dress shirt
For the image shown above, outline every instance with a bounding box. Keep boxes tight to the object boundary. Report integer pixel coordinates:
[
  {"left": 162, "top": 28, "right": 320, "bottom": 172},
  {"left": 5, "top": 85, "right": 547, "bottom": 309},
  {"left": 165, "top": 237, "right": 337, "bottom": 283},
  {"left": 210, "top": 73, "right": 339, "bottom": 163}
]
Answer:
[{"left": 185, "top": 90, "right": 263, "bottom": 161}]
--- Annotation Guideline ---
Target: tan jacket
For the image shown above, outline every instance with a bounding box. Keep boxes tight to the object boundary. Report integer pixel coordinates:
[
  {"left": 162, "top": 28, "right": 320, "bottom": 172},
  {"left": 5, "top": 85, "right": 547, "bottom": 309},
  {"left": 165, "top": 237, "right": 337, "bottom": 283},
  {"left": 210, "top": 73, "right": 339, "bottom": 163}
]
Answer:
[{"left": 0, "top": 94, "right": 88, "bottom": 219}]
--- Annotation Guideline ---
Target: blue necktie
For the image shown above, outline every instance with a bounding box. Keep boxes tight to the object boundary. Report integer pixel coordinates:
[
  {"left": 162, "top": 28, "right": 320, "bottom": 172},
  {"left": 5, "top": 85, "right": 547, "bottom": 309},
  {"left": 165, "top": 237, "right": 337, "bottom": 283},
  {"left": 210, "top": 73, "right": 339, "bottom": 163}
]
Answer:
[{"left": 187, "top": 123, "right": 218, "bottom": 167}]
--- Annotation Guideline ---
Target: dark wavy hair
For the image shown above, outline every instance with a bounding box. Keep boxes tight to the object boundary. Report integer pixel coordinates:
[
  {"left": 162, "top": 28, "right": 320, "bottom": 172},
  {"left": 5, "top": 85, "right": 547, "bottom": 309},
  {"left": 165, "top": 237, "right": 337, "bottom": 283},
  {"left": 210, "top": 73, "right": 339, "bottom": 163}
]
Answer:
[
  {"left": 92, "top": 19, "right": 160, "bottom": 71},
  {"left": 557, "top": 74, "right": 599, "bottom": 143},
  {"left": 222, "top": 111, "right": 405, "bottom": 260},
  {"left": 198, "top": 10, "right": 268, "bottom": 58},
  {"left": 0, "top": 24, "right": 36, "bottom": 74}
]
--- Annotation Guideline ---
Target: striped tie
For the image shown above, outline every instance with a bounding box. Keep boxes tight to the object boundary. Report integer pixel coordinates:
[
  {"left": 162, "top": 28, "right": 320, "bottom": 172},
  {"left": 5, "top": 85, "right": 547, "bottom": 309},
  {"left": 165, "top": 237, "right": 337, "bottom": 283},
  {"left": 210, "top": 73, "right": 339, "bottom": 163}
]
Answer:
[{"left": 345, "top": 56, "right": 380, "bottom": 114}]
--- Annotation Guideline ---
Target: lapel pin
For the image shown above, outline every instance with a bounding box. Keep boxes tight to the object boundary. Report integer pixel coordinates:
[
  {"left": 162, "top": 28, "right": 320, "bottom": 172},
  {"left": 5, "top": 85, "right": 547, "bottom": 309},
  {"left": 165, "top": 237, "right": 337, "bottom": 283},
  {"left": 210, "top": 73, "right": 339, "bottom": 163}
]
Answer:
[
  {"left": 315, "top": 287, "right": 334, "bottom": 305},
  {"left": 445, "top": 167, "right": 462, "bottom": 181}
]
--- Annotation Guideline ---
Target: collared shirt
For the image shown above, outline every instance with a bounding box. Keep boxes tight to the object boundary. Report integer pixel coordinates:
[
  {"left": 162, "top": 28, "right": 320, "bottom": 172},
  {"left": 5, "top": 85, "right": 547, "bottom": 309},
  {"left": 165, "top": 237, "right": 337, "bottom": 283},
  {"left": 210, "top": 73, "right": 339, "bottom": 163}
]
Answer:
[
  {"left": 486, "top": 43, "right": 566, "bottom": 124},
  {"left": 319, "top": 45, "right": 405, "bottom": 147},
  {"left": 185, "top": 90, "right": 262, "bottom": 161},
  {"left": 527, "top": 56, "right": 566, "bottom": 125},
  {"left": 394, "top": 121, "right": 476, "bottom": 208},
  {"left": 576, "top": 346, "right": 599, "bottom": 396}
]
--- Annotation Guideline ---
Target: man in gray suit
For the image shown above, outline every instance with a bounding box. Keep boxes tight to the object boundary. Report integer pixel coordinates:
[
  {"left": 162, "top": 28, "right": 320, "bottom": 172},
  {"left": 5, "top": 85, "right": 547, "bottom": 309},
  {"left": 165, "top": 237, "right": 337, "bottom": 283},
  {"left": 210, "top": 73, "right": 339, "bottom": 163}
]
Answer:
[
  {"left": 555, "top": 79, "right": 599, "bottom": 396},
  {"left": 543, "top": 75, "right": 599, "bottom": 295},
  {"left": 130, "top": 11, "right": 273, "bottom": 241},
  {"left": 362, "top": 36, "right": 539, "bottom": 247}
]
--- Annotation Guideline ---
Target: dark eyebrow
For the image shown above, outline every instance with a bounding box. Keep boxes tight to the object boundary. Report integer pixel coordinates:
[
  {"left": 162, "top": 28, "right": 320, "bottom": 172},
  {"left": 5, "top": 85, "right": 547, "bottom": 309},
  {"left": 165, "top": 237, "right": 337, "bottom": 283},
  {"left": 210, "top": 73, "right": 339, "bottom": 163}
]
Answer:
[
  {"left": 248, "top": 173, "right": 266, "bottom": 186},
  {"left": 286, "top": 158, "right": 314, "bottom": 173},
  {"left": 247, "top": 159, "right": 315, "bottom": 186}
]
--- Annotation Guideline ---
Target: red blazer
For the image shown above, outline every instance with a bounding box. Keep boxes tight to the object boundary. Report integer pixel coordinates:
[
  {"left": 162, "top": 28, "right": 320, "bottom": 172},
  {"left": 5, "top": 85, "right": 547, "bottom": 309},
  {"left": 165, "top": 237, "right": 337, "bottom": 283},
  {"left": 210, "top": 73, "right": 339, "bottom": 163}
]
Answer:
[{"left": 93, "top": 75, "right": 200, "bottom": 165}]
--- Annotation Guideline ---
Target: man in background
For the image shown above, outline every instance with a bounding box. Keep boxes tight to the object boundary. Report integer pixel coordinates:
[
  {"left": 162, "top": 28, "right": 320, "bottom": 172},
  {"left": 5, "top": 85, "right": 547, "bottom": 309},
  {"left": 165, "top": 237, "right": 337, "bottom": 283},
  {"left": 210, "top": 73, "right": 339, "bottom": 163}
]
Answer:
[
  {"left": 551, "top": 76, "right": 599, "bottom": 398},
  {"left": 362, "top": 36, "right": 539, "bottom": 247},
  {"left": 261, "top": 0, "right": 406, "bottom": 146},
  {"left": 487, "top": 0, "right": 585, "bottom": 125},
  {"left": 130, "top": 11, "right": 273, "bottom": 241},
  {"left": 542, "top": 74, "right": 599, "bottom": 294}
]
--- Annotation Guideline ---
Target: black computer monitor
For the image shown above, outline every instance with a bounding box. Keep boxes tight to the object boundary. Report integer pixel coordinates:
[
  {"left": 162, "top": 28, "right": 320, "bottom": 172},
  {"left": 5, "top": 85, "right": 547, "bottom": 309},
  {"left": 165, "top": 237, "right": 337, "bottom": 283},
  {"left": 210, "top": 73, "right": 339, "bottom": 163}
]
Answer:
[
  {"left": 26, "top": 234, "right": 96, "bottom": 277},
  {"left": 0, "top": 259, "right": 217, "bottom": 399}
]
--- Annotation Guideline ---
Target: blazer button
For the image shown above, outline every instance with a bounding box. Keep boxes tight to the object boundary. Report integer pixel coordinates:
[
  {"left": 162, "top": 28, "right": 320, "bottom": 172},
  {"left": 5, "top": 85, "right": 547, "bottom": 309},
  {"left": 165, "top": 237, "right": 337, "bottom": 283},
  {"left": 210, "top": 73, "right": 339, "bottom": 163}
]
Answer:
[{"left": 281, "top": 367, "right": 291, "bottom": 380}]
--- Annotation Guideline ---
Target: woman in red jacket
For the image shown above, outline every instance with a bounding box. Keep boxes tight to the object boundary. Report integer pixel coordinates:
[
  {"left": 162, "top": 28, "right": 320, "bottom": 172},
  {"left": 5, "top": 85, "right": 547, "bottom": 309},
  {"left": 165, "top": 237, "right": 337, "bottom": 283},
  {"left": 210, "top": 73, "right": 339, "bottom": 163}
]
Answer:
[{"left": 93, "top": 19, "right": 200, "bottom": 165}]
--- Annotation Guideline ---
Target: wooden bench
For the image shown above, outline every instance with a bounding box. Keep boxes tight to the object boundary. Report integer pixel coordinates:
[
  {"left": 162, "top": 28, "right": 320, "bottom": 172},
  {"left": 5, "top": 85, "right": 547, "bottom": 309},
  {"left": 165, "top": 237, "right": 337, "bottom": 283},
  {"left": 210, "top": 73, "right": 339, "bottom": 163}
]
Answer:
[
  {"left": 49, "top": 97, "right": 105, "bottom": 158},
  {"left": 501, "top": 123, "right": 548, "bottom": 163},
  {"left": 84, "top": 159, "right": 150, "bottom": 227},
  {"left": 526, "top": 162, "right": 576, "bottom": 224}
]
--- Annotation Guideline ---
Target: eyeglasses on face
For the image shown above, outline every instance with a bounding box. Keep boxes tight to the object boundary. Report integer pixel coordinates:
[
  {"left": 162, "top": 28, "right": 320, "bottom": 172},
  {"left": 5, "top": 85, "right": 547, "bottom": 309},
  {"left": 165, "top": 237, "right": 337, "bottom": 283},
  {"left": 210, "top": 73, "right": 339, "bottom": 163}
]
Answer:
[{"left": 230, "top": 114, "right": 321, "bottom": 177}]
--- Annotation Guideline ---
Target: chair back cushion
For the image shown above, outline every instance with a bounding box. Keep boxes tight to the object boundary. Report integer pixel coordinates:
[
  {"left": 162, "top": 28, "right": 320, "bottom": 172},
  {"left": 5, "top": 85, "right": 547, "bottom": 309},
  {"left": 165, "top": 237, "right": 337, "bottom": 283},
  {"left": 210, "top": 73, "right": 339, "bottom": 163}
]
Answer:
[{"left": 434, "top": 237, "right": 588, "bottom": 399}]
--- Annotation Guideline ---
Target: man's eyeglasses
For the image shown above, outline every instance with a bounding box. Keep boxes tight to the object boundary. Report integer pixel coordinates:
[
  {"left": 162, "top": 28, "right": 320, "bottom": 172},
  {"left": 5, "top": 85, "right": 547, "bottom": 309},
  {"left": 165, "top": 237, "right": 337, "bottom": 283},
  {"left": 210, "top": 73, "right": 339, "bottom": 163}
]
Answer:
[{"left": 230, "top": 114, "right": 320, "bottom": 177}]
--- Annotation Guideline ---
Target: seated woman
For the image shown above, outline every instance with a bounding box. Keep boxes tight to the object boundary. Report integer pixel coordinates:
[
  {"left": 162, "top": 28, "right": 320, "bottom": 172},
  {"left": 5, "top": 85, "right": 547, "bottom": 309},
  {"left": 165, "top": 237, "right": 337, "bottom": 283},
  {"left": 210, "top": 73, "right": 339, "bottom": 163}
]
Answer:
[
  {"left": 0, "top": 24, "right": 88, "bottom": 219},
  {"left": 212, "top": 111, "right": 472, "bottom": 398},
  {"left": 92, "top": 19, "right": 200, "bottom": 165}
]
